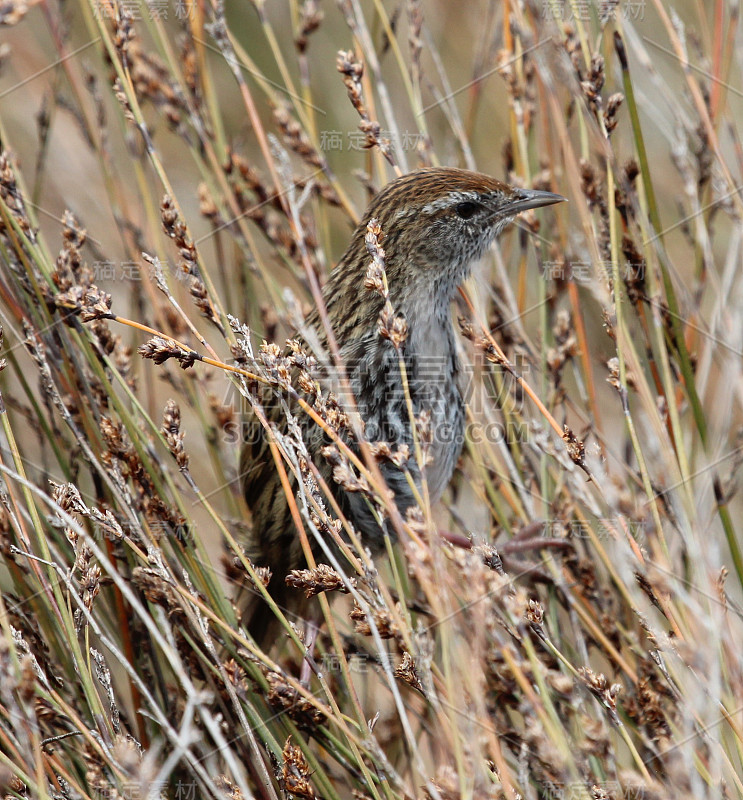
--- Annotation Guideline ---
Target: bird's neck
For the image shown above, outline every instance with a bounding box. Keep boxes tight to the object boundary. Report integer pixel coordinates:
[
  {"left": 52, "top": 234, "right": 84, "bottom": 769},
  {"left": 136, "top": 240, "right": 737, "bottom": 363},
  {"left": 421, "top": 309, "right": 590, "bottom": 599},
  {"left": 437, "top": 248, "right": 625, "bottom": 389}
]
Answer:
[{"left": 394, "top": 275, "right": 459, "bottom": 365}]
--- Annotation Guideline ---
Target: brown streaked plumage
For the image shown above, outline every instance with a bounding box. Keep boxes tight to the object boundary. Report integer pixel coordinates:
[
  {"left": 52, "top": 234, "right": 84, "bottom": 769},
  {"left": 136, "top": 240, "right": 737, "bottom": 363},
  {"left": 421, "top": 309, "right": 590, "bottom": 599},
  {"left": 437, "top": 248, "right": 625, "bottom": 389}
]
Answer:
[{"left": 239, "top": 167, "right": 565, "bottom": 646}]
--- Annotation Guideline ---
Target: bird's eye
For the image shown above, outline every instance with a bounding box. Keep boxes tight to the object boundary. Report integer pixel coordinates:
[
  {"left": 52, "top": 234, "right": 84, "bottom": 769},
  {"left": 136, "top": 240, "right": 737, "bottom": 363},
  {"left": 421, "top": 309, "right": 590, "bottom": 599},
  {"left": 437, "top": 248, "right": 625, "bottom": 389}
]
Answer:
[{"left": 454, "top": 201, "right": 479, "bottom": 220}]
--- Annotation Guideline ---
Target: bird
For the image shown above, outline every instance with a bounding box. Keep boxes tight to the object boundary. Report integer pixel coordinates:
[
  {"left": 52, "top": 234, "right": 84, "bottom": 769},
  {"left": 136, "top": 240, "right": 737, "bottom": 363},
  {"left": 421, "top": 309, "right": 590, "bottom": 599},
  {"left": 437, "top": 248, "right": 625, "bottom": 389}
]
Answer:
[{"left": 238, "top": 167, "right": 565, "bottom": 647}]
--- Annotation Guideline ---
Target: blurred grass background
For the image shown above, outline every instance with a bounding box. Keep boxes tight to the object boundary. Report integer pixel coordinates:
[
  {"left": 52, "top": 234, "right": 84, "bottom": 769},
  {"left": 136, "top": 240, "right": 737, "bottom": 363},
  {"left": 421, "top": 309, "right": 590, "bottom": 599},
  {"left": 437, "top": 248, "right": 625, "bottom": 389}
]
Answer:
[{"left": 0, "top": 1, "right": 742, "bottom": 799}]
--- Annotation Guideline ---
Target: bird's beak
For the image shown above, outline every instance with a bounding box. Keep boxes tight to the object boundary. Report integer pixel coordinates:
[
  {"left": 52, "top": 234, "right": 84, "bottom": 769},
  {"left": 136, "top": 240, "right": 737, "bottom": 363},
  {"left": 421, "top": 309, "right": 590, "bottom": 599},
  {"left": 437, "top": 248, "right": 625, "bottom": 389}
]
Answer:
[{"left": 509, "top": 188, "right": 567, "bottom": 213}]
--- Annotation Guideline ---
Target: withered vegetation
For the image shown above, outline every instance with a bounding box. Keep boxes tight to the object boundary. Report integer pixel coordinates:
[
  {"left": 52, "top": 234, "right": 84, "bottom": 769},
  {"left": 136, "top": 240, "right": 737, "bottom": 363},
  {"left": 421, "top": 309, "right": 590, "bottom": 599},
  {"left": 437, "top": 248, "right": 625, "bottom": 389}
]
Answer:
[{"left": 0, "top": 2, "right": 739, "bottom": 800}]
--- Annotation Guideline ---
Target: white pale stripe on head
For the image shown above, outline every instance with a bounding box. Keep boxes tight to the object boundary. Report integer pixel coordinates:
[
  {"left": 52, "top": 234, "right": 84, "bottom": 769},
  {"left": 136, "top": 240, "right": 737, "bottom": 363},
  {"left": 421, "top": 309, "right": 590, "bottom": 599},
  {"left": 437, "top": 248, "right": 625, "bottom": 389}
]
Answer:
[{"left": 421, "top": 190, "right": 482, "bottom": 215}]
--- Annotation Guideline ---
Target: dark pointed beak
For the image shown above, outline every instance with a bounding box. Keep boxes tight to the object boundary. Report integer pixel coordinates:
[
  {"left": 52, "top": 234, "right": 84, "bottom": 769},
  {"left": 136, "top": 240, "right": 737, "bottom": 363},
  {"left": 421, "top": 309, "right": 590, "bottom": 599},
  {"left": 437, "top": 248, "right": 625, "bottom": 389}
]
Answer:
[{"left": 509, "top": 188, "right": 567, "bottom": 213}]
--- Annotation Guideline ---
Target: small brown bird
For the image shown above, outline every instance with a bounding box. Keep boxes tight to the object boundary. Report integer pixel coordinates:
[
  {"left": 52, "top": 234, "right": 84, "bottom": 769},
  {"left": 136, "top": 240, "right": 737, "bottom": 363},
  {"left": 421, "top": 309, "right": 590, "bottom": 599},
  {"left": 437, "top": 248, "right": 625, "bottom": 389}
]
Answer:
[{"left": 239, "top": 167, "right": 565, "bottom": 645}]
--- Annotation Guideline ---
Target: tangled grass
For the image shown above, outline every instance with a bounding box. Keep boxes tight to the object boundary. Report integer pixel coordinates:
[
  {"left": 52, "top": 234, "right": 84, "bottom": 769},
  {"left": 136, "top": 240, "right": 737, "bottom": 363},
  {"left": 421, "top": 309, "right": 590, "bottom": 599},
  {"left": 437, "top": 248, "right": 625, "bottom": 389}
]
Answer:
[{"left": 0, "top": 1, "right": 741, "bottom": 799}]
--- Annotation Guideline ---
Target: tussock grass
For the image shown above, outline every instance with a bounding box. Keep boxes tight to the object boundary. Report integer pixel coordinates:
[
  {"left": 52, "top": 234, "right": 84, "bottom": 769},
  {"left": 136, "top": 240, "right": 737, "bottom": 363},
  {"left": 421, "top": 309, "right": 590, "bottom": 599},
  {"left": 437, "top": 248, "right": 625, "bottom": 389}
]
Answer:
[{"left": 0, "top": 2, "right": 740, "bottom": 799}]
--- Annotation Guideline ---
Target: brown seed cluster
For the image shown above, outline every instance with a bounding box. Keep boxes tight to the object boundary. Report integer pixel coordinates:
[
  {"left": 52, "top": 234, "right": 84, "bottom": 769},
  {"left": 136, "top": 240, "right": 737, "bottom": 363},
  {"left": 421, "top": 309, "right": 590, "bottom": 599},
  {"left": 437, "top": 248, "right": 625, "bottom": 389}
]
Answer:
[
  {"left": 160, "top": 195, "right": 222, "bottom": 332},
  {"left": 138, "top": 335, "right": 199, "bottom": 369},
  {"left": 364, "top": 219, "right": 408, "bottom": 349},
  {"left": 0, "top": 6, "right": 731, "bottom": 799},
  {"left": 0, "top": 153, "right": 33, "bottom": 236},
  {"left": 161, "top": 399, "right": 189, "bottom": 472},
  {"left": 294, "top": 0, "right": 323, "bottom": 53},
  {"left": 221, "top": 148, "right": 328, "bottom": 270},
  {"left": 280, "top": 737, "right": 316, "bottom": 800},
  {"left": 285, "top": 564, "right": 352, "bottom": 597},
  {"left": 336, "top": 50, "right": 394, "bottom": 163}
]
